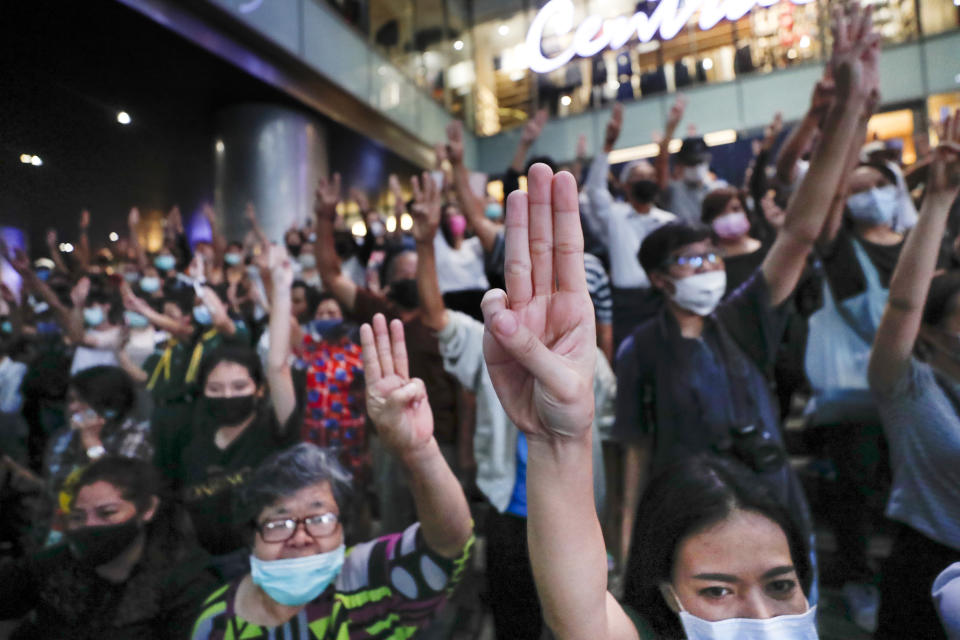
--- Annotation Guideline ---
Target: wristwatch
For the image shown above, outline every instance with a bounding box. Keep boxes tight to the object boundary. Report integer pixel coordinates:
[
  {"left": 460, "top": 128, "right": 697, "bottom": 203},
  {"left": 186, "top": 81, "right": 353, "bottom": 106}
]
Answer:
[{"left": 86, "top": 444, "right": 106, "bottom": 460}]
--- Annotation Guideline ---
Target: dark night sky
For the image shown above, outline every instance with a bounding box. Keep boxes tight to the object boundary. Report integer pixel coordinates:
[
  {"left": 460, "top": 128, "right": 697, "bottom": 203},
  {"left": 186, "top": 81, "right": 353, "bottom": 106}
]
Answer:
[{"left": 0, "top": 0, "right": 417, "bottom": 255}]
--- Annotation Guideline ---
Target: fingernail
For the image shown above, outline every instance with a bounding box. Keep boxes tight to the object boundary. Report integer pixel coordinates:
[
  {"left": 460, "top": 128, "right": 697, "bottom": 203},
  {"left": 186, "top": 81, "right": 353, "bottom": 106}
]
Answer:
[{"left": 494, "top": 311, "right": 518, "bottom": 336}]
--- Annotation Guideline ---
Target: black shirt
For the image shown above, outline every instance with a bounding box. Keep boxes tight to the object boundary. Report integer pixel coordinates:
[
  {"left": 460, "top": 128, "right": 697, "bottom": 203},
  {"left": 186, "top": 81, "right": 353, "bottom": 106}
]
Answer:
[{"left": 176, "top": 402, "right": 301, "bottom": 556}]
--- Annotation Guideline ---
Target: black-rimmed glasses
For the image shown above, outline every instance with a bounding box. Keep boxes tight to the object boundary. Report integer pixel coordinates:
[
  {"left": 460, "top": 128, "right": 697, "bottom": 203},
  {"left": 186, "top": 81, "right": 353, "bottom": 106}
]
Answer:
[{"left": 256, "top": 513, "right": 339, "bottom": 543}]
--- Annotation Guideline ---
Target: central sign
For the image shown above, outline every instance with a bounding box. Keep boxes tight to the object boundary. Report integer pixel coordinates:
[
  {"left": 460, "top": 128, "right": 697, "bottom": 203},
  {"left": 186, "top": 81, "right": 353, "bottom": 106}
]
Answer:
[{"left": 526, "top": 0, "right": 812, "bottom": 73}]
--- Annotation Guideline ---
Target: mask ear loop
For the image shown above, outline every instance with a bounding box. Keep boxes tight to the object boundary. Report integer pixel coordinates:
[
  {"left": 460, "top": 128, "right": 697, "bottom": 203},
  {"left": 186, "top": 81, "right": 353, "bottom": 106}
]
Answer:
[{"left": 659, "top": 583, "right": 686, "bottom": 614}]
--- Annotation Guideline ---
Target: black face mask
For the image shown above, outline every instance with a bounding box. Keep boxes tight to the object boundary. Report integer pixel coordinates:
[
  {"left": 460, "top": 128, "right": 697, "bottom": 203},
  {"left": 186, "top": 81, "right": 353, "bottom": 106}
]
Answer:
[
  {"left": 66, "top": 519, "right": 142, "bottom": 568},
  {"left": 204, "top": 394, "right": 257, "bottom": 427},
  {"left": 387, "top": 279, "right": 419, "bottom": 310},
  {"left": 630, "top": 179, "right": 660, "bottom": 204},
  {"left": 286, "top": 243, "right": 302, "bottom": 258}
]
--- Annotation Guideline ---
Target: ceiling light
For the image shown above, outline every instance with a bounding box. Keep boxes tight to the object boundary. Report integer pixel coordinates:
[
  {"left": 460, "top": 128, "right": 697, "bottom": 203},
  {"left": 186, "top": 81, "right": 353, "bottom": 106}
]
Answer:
[
  {"left": 215, "top": 140, "right": 225, "bottom": 153},
  {"left": 116, "top": 111, "right": 131, "bottom": 125},
  {"left": 560, "top": 95, "right": 572, "bottom": 106},
  {"left": 453, "top": 40, "right": 464, "bottom": 51},
  {"left": 30, "top": 155, "right": 42, "bottom": 166},
  {"left": 19, "top": 154, "right": 31, "bottom": 164},
  {"left": 59, "top": 243, "right": 74, "bottom": 253},
  {"left": 109, "top": 232, "right": 119, "bottom": 242},
  {"left": 498, "top": 24, "right": 510, "bottom": 36},
  {"left": 351, "top": 221, "right": 367, "bottom": 237},
  {"left": 799, "top": 35, "right": 811, "bottom": 49},
  {"left": 400, "top": 213, "right": 413, "bottom": 231},
  {"left": 702, "top": 58, "right": 714, "bottom": 70}
]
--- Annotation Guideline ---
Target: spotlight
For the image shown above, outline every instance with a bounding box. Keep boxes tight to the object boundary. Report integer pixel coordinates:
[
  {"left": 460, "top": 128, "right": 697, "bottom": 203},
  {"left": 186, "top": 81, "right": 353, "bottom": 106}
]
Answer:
[{"left": 116, "top": 111, "right": 131, "bottom": 125}]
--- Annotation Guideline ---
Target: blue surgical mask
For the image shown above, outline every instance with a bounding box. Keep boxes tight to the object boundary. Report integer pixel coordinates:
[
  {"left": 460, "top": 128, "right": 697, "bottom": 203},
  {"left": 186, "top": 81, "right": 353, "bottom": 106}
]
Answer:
[
  {"left": 1, "top": 319, "right": 11, "bottom": 334},
  {"left": 250, "top": 544, "right": 345, "bottom": 606},
  {"left": 192, "top": 305, "right": 212, "bottom": 326},
  {"left": 124, "top": 310, "right": 150, "bottom": 329},
  {"left": 36, "top": 269, "right": 51, "bottom": 282},
  {"left": 847, "top": 184, "right": 899, "bottom": 227},
  {"left": 139, "top": 276, "right": 161, "bottom": 294},
  {"left": 83, "top": 307, "right": 105, "bottom": 327},
  {"left": 154, "top": 255, "right": 176, "bottom": 271},
  {"left": 224, "top": 253, "right": 242, "bottom": 266},
  {"left": 122, "top": 271, "right": 141, "bottom": 284},
  {"left": 485, "top": 202, "right": 503, "bottom": 220},
  {"left": 310, "top": 319, "right": 343, "bottom": 336}
]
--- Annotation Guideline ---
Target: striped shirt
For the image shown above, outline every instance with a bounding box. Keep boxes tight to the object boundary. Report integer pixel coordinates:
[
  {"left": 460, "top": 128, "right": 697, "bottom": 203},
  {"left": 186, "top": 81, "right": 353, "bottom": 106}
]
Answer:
[
  {"left": 191, "top": 523, "right": 473, "bottom": 639},
  {"left": 584, "top": 253, "right": 613, "bottom": 325}
]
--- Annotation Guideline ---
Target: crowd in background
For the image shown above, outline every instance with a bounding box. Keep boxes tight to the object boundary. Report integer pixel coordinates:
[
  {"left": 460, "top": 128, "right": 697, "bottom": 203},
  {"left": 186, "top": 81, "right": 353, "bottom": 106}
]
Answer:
[{"left": 1, "top": 5, "right": 960, "bottom": 639}]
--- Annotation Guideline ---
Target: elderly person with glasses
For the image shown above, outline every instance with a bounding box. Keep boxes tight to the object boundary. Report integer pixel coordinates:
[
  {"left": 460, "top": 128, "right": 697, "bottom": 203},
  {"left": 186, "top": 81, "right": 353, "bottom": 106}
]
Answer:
[{"left": 190, "top": 313, "right": 474, "bottom": 640}]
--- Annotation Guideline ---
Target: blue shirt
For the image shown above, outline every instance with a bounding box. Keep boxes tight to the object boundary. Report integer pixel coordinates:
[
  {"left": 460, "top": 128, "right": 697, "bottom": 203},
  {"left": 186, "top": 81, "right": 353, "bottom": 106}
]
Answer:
[{"left": 505, "top": 433, "right": 528, "bottom": 517}]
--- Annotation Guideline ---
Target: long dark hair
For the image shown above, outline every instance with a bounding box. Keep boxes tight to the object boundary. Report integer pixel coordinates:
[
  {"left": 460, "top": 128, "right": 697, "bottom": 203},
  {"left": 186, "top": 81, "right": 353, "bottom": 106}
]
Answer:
[{"left": 622, "top": 454, "right": 812, "bottom": 637}]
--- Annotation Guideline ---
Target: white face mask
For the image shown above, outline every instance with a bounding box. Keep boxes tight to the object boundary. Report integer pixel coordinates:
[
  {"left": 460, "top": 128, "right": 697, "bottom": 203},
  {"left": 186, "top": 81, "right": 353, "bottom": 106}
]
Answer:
[
  {"left": 679, "top": 606, "right": 819, "bottom": 640},
  {"left": 669, "top": 270, "right": 726, "bottom": 316},
  {"left": 684, "top": 163, "right": 709, "bottom": 184},
  {"left": 668, "top": 586, "right": 818, "bottom": 640}
]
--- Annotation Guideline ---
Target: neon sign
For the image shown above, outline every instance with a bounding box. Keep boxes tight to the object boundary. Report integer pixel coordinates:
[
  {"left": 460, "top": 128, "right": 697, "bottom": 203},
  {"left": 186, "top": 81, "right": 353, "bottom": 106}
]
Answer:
[{"left": 526, "top": 0, "right": 813, "bottom": 73}]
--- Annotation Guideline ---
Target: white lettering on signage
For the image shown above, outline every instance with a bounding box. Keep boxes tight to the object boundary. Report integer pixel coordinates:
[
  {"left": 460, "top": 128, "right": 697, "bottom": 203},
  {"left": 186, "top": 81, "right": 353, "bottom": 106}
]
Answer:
[{"left": 526, "top": 0, "right": 812, "bottom": 73}]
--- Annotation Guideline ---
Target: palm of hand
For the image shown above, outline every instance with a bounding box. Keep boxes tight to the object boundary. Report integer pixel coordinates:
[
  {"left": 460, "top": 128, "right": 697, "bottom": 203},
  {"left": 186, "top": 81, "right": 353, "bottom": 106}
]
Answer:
[{"left": 367, "top": 375, "right": 433, "bottom": 453}]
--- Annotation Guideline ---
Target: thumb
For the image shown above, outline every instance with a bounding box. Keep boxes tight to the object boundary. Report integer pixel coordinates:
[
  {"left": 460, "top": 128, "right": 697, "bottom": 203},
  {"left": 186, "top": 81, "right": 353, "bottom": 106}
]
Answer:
[{"left": 481, "top": 293, "right": 574, "bottom": 394}]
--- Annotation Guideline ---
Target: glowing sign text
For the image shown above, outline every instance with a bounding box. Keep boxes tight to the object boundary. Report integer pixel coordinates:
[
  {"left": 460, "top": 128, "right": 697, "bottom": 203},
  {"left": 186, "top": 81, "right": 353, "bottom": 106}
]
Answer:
[{"left": 526, "top": 0, "right": 813, "bottom": 73}]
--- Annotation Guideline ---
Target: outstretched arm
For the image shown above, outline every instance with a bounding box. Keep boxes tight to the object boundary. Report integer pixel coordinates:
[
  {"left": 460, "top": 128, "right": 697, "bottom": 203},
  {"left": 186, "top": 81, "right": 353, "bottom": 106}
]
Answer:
[
  {"left": 44, "top": 230, "right": 70, "bottom": 275},
  {"left": 775, "top": 76, "right": 835, "bottom": 185},
  {"left": 869, "top": 111, "right": 960, "bottom": 393},
  {"left": 314, "top": 173, "right": 358, "bottom": 312},
  {"left": 447, "top": 121, "right": 500, "bottom": 253},
  {"left": 655, "top": 95, "right": 685, "bottom": 190},
  {"left": 481, "top": 163, "right": 636, "bottom": 640},
  {"left": 361, "top": 314, "right": 473, "bottom": 557},
  {"left": 267, "top": 245, "right": 297, "bottom": 426},
  {"left": 762, "top": 4, "right": 880, "bottom": 306},
  {"left": 410, "top": 172, "right": 448, "bottom": 332}
]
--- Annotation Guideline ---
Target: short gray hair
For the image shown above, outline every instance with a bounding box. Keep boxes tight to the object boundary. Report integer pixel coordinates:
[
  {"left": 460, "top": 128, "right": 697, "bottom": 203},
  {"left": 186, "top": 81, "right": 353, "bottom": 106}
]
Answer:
[{"left": 238, "top": 443, "right": 354, "bottom": 527}]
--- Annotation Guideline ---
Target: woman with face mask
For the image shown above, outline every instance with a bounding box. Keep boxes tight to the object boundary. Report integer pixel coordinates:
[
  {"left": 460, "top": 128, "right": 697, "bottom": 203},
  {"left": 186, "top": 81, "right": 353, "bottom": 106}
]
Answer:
[
  {"left": 432, "top": 202, "right": 490, "bottom": 318},
  {"left": 0, "top": 456, "right": 218, "bottom": 639},
  {"left": 867, "top": 109, "right": 960, "bottom": 639},
  {"left": 190, "top": 315, "right": 473, "bottom": 639},
  {"left": 69, "top": 277, "right": 125, "bottom": 376},
  {"left": 701, "top": 187, "right": 767, "bottom": 297},
  {"left": 170, "top": 247, "right": 301, "bottom": 573}
]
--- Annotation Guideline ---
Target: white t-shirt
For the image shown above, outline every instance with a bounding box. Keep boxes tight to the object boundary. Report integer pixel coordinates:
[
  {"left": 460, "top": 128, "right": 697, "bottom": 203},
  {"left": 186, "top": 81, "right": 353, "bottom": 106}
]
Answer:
[
  {"left": 433, "top": 235, "right": 489, "bottom": 294},
  {"left": 71, "top": 326, "right": 122, "bottom": 375},
  {"left": 607, "top": 204, "right": 676, "bottom": 289}
]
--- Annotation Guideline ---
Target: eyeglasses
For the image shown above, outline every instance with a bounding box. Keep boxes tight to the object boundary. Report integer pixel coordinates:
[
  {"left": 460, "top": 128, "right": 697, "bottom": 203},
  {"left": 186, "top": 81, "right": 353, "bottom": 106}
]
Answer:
[
  {"left": 666, "top": 252, "right": 722, "bottom": 269},
  {"left": 256, "top": 513, "right": 339, "bottom": 543}
]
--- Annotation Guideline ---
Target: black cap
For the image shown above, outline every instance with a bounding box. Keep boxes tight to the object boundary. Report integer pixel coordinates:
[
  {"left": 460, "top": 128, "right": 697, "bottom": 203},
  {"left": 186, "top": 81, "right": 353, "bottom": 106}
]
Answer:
[{"left": 677, "top": 137, "right": 709, "bottom": 166}]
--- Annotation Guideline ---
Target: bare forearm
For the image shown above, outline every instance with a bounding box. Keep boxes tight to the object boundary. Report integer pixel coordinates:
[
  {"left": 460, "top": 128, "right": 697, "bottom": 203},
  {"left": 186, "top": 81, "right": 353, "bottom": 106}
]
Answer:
[
  {"left": 820, "top": 115, "right": 870, "bottom": 246},
  {"left": 268, "top": 284, "right": 292, "bottom": 372},
  {"left": 415, "top": 240, "right": 447, "bottom": 331},
  {"left": 775, "top": 115, "right": 818, "bottom": 184},
  {"left": 401, "top": 438, "right": 472, "bottom": 558},
  {"left": 315, "top": 218, "right": 342, "bottom": 281},
  {"left": 453, "top": 162, "right": 499, "bottom": 252},
  {"left": 511, "top": 141, "right": 532, "bottom": 173},
  {"left": 527, "top": 433, "right": 613, "bottom": 639}
]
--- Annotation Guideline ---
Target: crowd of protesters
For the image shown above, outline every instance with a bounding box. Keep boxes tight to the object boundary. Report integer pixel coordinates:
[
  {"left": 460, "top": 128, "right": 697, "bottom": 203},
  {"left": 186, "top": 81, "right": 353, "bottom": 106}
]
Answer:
[{"left": 1, "top": 5, "right": 960, "bottom": 639}]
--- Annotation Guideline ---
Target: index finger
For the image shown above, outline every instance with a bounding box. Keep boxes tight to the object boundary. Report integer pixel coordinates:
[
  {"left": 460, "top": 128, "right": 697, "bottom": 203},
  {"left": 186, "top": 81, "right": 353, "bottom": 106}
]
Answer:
[
  {"left": 552, "top": 172, "right": 587, "bottom": 293},
  {"left": 359, "top": 323, "right": 382, "bottom": 384}
]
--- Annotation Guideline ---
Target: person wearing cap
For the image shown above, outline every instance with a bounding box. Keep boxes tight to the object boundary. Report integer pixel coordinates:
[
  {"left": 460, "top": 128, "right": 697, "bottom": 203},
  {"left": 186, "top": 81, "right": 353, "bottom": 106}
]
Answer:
[
  {"left": 654, "top": 95, "right": 726, "bottom": 225},
  {"left": 584, "top": 104, "right": 677, "bottom": 348}
]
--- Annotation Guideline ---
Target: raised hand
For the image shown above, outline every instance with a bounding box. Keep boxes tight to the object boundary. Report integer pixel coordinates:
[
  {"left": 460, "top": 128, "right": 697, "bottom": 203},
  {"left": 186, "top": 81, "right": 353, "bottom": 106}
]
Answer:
[
  {"left": 267, "top": 243, "right": 294, "bottom": 290},
  {"left": 71, "top": 277, "right": 91, "bottom": 308},
  {"left": 666, "top": 93, "right": 687, "bottom": 132},
  {"left": 576, "top": 134, "right": 587, "bottom": 159},
  {"left": 409, "top": 171, "right": 442, "bottom": 243},
  {"left": 829, "top": 3, "right": 880, "bottom": 106},
  {"left": 604, "top": 102, "right": 624, "bottom": 152},
  {"left": 79, "top": 209, "right": 91, "bottom": 230},
  {"left": 521, "top": 108, "right": 549, "bottom": 145},
  {"left": 762, "top": 111, "right": 783, "bottom": 151},
  {"left": 350, "top": 187, "right": 370, "bottom": 213},
  {"left": 315, "top": 173, "right": 342, "bottom": 221},
  {"left": 167, "top": 206, "right": 184, "bottom": 234},
  {"left": 45, "top": 229, "right": 58, "bottom": 248},
  {"left": 128, "top": 207, "right": 140, "bottom": 230},
  {"left": 928, "top": 109, "right": 960, "bottom": 200},
  {"left": 202, "top": 203, "right": 216, "bottom": 227},
  {"left": 361, "top": 314, "right": 434, "bottom": 456},
  {"left": 446, "top": 120, "right": 465, "bottom": 166},
  {"left": 481, "top": 164, "right": 596, "bottom": 440},
  {"left": 808, "top": 76, "right": 837, "bottom": 122},
  {"left": 244, "top": 202, "right": 257, "bottom": 226},
  {"left": 434, "top": 142, "right": 448, "bottom": 167},
  {"left": 199, "top": 286, "right": 230, "bottom": 326}
]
